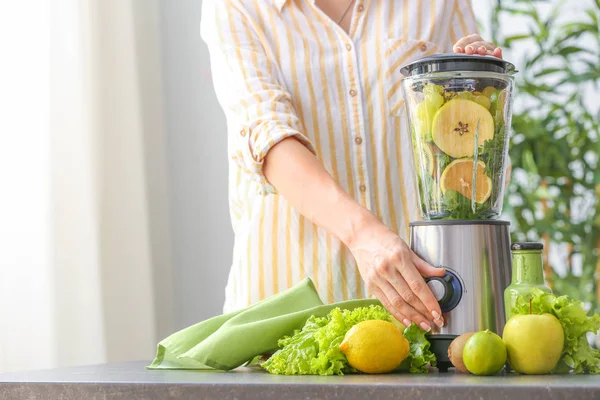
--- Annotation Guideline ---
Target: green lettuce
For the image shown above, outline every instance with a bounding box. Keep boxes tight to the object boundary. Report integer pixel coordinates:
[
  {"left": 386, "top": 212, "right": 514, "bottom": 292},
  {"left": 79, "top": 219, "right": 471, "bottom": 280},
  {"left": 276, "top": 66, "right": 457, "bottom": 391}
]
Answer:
[
  {"left": 262, "top": 305, "right": 436, "bottom": 375},
  {"left": 512, "top": 289, "right": 600, "bottom": 374},
  {"left": 398, "top": 323, "right": 437, "bottom": 373}
]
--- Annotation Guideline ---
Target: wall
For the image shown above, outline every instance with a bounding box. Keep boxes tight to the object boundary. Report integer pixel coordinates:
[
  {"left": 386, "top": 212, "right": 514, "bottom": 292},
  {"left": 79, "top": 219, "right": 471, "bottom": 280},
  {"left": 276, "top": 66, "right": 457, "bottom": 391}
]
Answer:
[
  {"left": 0, "top": 0, "right": 54, "bottom": 372},
  {"left": 160, "top": 0, "right": 232, "bottom": 329}
]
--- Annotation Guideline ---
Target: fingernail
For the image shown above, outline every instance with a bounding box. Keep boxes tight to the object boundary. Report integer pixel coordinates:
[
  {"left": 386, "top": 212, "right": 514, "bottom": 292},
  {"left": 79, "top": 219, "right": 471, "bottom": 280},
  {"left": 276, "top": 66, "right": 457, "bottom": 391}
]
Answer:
[
  {"left": 420, "top": 322, "right": 432, "bottom": 332},
  {"left": 479, "top": 46, "right": 486, "bottom": 50},
  {"left": 432, "top": 311, "right": 444, "bottom": 328},
  {"left": 456, "top": 46, "right": 463, "bottom": 52},
  {"left": 403, "top": 319, "right": 412, "bottom": 327},
  {"left": 466, "top": 46, "right": 473, "bottom": 52}
]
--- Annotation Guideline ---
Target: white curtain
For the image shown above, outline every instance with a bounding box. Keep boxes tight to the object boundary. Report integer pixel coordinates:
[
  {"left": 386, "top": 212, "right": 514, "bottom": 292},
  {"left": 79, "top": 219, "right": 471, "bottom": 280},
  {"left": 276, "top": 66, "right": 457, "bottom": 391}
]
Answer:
[{"left": 0, "top": 0, "right": 174, "bottom": 372}]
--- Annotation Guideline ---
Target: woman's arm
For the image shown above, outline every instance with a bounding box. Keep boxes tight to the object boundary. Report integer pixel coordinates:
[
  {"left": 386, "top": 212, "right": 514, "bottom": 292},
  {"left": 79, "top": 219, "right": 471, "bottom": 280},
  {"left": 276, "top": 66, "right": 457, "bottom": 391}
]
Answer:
[
  {"left": 202, "top": 0, "right": 443, "bottom": 330},
  {"left": 264, "top": 138, "right": 444, "bottom": 331}
]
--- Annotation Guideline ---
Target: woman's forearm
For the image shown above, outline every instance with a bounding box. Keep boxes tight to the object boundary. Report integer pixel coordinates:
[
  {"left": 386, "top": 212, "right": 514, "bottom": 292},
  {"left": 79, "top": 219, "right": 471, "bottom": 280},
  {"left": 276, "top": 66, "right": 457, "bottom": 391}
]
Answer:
[
  {"left": 263, "top": 137, "right": 444, "bottom": 329},
  {"left": 263, "top": 137, "right": 376, "bottom": 247}
]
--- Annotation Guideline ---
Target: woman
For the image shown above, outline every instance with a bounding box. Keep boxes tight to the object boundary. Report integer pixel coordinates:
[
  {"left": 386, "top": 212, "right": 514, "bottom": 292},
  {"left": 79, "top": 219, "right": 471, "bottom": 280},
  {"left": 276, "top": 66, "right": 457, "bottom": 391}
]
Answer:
[{"left": 201, "top": 0, "right": 502, "bottom": 331}]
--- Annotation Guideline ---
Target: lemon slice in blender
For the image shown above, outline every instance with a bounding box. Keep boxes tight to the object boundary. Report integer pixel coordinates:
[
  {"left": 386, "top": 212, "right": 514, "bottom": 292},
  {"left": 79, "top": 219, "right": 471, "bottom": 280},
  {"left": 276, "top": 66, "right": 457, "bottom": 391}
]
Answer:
[{"left": 440, "top": 159, "right": 492, "bottom": 204}]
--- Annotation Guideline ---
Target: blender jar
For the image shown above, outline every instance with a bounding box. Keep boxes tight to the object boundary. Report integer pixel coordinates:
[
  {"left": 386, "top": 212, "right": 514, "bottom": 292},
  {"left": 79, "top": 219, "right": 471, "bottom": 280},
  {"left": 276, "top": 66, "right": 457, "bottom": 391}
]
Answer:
[{"left": 400, "top": 54, "right": 516, "bottom": 220}]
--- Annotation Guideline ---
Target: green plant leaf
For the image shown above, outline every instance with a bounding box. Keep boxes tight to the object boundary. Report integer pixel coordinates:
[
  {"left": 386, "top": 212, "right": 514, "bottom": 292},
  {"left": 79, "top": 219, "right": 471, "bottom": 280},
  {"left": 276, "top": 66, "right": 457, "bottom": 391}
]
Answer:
[
  {"left": 534, "top": 67, "right": 564, "bottom": 78},
  {"left": 504, "top": 34, "right": 531, "bottom": 46},
  {"left": 557, "top": 46, "right": 586, "bottom": 56},
  {"left": 494, "top": 0, "right": 600, "bottom": 318}
]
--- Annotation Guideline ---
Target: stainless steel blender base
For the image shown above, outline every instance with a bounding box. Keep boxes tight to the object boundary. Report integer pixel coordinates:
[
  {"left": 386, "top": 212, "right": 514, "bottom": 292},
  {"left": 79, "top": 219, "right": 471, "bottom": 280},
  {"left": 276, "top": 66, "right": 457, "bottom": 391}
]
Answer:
[{"left": 409, "top": 220, "right": 512, "bottom": 370}]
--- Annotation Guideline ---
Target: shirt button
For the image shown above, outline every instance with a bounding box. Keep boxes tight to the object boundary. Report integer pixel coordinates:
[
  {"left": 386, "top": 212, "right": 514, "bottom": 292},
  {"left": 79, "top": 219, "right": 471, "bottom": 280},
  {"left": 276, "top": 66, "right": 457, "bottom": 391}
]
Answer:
[
  {"left": 240, "top": 129, "right": 246, "bottom": 137},
  {"left": 357, "top": 5, "right": 365, "bottom": 12},
  {"left": 419, "top": 43, "right": 428, "bottom": 51},
  {"left": 359, "top": 184, "right": 367, "bottom": 192},
  {"left": 349, "top": 89, "right": 357, "bottom": 97},
  {"left": 346, "top": 43, "right": 352, "bottom": 51},
  {"left": 354, "top": 137, "right": 363, "bottom": 145}
]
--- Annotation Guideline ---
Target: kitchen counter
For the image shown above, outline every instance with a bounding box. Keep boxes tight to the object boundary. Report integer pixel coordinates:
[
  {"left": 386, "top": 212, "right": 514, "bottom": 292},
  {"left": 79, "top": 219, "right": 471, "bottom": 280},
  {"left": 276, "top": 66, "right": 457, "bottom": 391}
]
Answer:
[{"left": 1, "top": 361, "right": 599, "bottom": 400}]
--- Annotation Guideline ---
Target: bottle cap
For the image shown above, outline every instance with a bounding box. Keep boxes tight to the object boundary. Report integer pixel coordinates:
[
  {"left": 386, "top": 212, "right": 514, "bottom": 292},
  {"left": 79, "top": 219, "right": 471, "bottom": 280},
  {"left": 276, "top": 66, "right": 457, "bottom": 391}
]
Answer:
[{"left": 511, "top": 242, "right": 543, "bottom": 251}]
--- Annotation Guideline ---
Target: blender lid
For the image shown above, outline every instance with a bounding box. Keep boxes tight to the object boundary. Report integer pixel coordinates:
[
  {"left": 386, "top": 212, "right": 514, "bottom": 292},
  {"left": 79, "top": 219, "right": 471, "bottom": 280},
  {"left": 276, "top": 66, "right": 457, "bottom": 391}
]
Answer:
[
  {"left": 511, "top": 242, "right": 544, "bottom": 251},
  {"left": 400, "top": 53, "right": 517, "bottom": 76}
]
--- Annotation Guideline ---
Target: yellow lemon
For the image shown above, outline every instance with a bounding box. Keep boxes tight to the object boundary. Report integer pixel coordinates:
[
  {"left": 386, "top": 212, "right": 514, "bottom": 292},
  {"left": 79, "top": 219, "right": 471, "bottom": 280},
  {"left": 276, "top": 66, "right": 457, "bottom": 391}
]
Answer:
[{"left": 339, "top": 320, "right": 410, "bottom": 374}]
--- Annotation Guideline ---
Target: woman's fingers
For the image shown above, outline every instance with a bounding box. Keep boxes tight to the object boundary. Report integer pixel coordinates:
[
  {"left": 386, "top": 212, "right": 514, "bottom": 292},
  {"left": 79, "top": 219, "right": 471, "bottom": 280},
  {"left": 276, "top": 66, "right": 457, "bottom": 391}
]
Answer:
[
  {"left": 376, "top": 282, "right": 433, "bottom": 331},
  {"left": 411, "top": 255, "right": 445, "bottom": 326},
  {"left": 453, "top": 33, "right": 482, "bottom": 53},
  {"left": 453, "top": 34, "right": 503, "bottom": 59},
  {"left": 394, "top": 252, "right": 444, "bottom": 324},
  {"left": 412, "top": 253, "right": 445, "bottom": 278},
  {"left": 371, "top": 286, "right": 411, "bottom": 328},
  {"left": 349, "top": 222, "right": 446, "bottom": 332},
  {"left": 465, "top": 40, "right": 495, "bottom": 54},
  {"left": 386, "top": 269, "right": 439, "bottom": 327}
]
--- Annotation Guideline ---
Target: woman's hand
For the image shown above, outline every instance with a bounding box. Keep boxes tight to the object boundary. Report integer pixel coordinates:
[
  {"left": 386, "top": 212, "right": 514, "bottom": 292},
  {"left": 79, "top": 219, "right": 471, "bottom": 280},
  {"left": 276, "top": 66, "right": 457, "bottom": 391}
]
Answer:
[
  {"left": 263, "top": 138, "right": 445, "bottom": 331},
  {"left": 453, "top": 34, "right": 503, "bottom": 58},
  {"left": 347, "top": 214, "right": 445, "bottom": 331}
]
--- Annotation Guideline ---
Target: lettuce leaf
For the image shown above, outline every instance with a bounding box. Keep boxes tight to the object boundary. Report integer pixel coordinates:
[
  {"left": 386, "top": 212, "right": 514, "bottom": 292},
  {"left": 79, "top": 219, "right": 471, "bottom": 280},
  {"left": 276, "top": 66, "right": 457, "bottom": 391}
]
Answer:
[
  {"left": 512, "top": 289, "right": 600, "bottom": 374},
  {"left": 262, "top": 305, "right": 436, "bottom": 376},
  {"left": 397, "top": 323, "right": 437, "bottom": 373}
]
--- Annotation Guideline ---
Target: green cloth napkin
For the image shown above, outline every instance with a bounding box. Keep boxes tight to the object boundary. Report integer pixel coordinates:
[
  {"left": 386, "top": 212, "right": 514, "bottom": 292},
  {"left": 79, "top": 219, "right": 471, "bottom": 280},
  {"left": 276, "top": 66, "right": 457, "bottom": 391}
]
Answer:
[{"left": 148, "top": 278, "right": 379, "bottom": 371}]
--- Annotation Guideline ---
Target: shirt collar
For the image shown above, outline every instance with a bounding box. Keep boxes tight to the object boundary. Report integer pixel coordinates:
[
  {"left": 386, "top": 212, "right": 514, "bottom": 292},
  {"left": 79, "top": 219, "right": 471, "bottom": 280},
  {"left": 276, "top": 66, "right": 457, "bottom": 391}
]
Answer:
[{"left": 275, "top": 0, "right": 316, "bottom": 12}]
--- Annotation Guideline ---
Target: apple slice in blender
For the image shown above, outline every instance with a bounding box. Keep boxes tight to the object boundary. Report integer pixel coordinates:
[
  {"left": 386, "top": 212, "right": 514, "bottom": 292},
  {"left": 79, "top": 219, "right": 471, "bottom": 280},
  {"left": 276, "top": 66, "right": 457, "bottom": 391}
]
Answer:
[{"left": 431, "top": 99, "right": 494, "bottom": 158}]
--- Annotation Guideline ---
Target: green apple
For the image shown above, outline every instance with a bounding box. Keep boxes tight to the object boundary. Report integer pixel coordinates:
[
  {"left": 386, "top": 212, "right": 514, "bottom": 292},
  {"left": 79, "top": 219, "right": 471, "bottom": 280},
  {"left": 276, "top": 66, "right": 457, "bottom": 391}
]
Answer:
[{"left": 502, "top": 313, "right": 564, "bottom": 374}]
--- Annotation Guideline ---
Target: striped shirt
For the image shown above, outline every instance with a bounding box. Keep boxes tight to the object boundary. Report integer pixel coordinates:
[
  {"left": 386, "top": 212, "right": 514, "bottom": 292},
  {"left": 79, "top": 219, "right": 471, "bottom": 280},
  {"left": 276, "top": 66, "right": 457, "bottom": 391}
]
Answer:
[{"left": 201, "top": 0, "right": 478, "bottom": 313}]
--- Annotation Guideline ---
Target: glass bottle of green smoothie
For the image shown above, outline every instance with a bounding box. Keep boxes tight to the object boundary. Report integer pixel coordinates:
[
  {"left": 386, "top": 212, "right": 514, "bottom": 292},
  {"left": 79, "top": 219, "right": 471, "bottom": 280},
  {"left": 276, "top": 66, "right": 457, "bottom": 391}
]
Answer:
[{"left": 504, "top": 242, "right": 552, "bottom": 320}]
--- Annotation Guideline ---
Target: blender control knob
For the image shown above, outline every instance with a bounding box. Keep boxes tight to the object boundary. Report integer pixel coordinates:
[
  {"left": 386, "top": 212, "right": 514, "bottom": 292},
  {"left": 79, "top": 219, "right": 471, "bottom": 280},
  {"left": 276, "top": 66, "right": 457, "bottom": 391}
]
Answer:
[
  {"left": 427, "top": 276, "right": 454, "bottom": 304},
  {"left": 425, "top": 271, "right": 463, "bottom": 313}
]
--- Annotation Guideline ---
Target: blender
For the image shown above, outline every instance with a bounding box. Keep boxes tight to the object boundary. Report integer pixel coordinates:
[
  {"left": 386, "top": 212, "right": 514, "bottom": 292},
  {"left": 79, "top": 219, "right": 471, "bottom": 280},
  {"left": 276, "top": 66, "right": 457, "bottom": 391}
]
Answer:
[{"left": 399, "top": 54, "right": 517, "bottom": 371}]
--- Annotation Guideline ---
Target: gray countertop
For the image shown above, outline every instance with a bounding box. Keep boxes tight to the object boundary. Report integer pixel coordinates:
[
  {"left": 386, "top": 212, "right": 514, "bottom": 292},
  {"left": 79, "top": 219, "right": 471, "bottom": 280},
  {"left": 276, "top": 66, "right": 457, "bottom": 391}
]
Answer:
[{"left": 1, "top": 361, "right": 599, "bottom": 400}]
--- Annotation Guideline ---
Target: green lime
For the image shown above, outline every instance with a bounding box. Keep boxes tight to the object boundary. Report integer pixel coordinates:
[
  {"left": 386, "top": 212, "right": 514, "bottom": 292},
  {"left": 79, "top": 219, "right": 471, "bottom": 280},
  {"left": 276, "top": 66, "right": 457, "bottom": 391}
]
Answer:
[{"left": 463, "top": 330, "right": 507, "bottom": 376}]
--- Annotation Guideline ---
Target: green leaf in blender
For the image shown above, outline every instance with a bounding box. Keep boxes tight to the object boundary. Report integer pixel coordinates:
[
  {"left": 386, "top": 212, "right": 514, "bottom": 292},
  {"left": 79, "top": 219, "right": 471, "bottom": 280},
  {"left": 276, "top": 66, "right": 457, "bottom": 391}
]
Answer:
[
  {"left": 480, "top": 124, "right": 507, "bottom": 179},
  {"left": 512, "top": 289, "right": 600, "bottom": 374},
  {"left": 436, "top": 153, "right": 452, "bottom": 172},
  {"left": 442, "top": 190, "right": 489, "bottom": 220}
]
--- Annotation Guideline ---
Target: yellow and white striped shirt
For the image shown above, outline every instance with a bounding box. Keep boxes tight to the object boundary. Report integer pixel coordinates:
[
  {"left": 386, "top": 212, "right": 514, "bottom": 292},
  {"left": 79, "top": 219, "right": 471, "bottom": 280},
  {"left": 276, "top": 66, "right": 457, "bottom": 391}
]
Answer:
[{"left": 201, "top": 0, "right": 478, "bottom": 313}]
